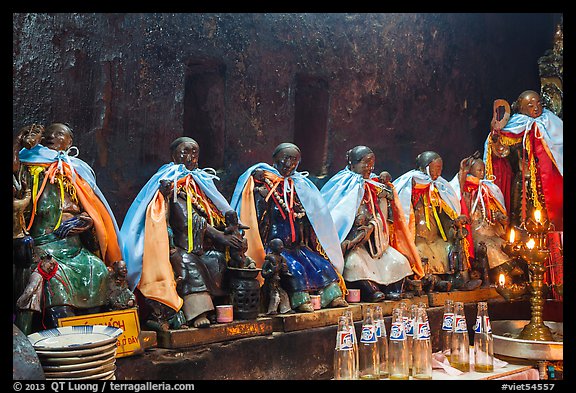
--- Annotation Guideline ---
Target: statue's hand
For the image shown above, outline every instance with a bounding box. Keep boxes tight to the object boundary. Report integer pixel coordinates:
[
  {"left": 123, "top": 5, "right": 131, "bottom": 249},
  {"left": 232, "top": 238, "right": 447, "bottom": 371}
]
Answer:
[
  {"left": 159, "top": 179, "right": 173, "bottom": 198},
  {"left": 53, "top": 215, "right": 93, "bottom": 238}
]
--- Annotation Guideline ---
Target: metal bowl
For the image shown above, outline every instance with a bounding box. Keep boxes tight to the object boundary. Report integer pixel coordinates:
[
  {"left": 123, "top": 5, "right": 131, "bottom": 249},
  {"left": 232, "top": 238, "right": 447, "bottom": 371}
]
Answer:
[{"left": 492, "top": 320, "right": 563, "bottom": 361}]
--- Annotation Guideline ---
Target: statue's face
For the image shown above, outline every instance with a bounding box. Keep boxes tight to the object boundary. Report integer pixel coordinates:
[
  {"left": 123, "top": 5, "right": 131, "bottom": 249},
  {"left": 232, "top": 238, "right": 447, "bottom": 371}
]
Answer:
[
  {"left": 519, "top": 92, "right": 543, "bottom": 118},
  {"left": 469, "top": 160, "right": 486, "bottom": 180},
  {"left": 427, "top": 158, "right": 443, "bottom": 180},
  {"left": 115, "top": 262, "right": 128, "bottom": 277},
  {"left": 273, "top": 147, "right": 301, "bottom": 177},
  {"left": 350, "top": 152, "right": 375, "bottom": 179},
  {"left": 173, "top": 141, "right": 199, "bottom": 170},
  {"left": 20, "top": 126, "right": 43, "bottom": 149},
  {"left": 42, "top": 124, "right": 73, "bottom": 152}
]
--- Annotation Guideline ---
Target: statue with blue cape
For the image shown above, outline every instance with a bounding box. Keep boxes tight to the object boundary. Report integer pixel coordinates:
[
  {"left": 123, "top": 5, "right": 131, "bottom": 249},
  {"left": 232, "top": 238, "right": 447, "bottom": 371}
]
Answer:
[
  {"left": 121, "top": 137, "right": 243, "bottom": 329},
  {"left": 17, "top": 123, "right": 122, "bottom": 331},
  {"left": 230, "top": 143, "right": 348, "bottom": 312},
  {"left": 393, "top": 151, "right": 479, "bottom": 290},
  {"left": 449, "top": 151, "right": 513, "bottom": 287},
  {"left": 320, "top": 146, "right": 424, "bottom": 302}
]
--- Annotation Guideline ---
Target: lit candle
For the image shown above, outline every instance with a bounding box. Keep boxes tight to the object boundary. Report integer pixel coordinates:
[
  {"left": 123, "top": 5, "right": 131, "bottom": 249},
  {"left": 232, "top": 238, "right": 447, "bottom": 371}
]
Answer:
[
  {"left": 498, "top": 273, "right": 505, "bottom": 287},
  {"left": 509, "top": 228, "right": 515, "bottom": 244},
  {"left": 534, "top": 210, "right": 542, "bottom": 224},
  {"left": 526, "top": 238, "right": 536, "bottom": 249}
]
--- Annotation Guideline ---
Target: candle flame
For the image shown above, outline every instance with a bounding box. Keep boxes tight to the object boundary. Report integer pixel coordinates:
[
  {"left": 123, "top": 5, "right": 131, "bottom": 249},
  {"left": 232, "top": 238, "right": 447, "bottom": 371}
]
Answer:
[
  {"left": 499, "top": 274, "right": 505, "bottom": 286},
  {"left": 509, "top": 228, "right": 515, "bottom": 243},
  {"left": 527, "top": 239, "right": 536, "bottom": 249},
  {"left": 534, "top": 210, "right": 542, "bottom": 223}
]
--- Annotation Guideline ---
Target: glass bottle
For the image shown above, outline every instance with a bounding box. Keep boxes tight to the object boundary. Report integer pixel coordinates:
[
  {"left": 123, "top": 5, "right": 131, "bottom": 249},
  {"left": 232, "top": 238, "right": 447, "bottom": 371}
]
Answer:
[
  {"left": 358, "top": 306, "right": 380, "bottom": 379},
  {"left": 406, "top": 303, "right": 417, "bottom": 375},
  {"left": 441, "top": 299, "right": 454, "bottom": 356},
  {"left": 412, "top": 304, "right": 433, "bottom": 380},
  {"left": 450, "top": 301, "right": 470, "bottom": 372},
  {"left": 473, "top": 301, "right": 494, "bottom": 373},
  {"left": 388, "top": 307, "right": 409, "bottom": 380},
  {"left": 343, "top": 309, "right": 359, "bottom": 377},
  {"left": 374, "top": 305, "right": 389, "bottom": 379},
  {"left": 334, "top": 315, "right": 357, "bottom": 380}
]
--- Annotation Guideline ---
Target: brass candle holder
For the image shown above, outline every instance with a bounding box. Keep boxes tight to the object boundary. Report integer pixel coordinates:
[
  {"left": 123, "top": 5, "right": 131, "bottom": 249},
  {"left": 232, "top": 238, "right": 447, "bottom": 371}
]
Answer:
[{"left": 500, "top": 211, "right": 555, "bottom": 341}]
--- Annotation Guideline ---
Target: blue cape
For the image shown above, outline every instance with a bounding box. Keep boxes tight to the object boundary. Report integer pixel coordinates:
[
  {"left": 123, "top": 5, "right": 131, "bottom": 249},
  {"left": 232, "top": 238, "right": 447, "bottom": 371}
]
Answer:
[
  {"left": 320, "top": 168, "right": 384, "bottom": 242},
  {"left": 230, "top": 162, "right": 345, "bottom": 274},
  {"left": 19, "top": 144, "right": 120, "bottom": 235},
  {"left": 120, "top": 162, "right": 233, "bottom": 290}
]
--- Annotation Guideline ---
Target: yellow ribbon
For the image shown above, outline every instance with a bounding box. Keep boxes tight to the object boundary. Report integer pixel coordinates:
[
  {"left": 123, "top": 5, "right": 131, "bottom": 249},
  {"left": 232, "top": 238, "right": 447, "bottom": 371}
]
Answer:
[
  {"left": 186, "top": 185, "right": 194, "bottom": 253},
  {"left": 28, "top": 166, "right": 44, "bottom": 207},
  {"left": 54, "top": 175, "right": 65, "bottom": 230}
]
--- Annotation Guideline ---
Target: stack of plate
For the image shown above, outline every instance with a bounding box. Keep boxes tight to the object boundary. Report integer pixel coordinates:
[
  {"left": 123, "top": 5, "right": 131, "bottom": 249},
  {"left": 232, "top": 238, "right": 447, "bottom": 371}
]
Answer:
[{"left": 27, "top": 325, "right": 123, "bottom": 380}]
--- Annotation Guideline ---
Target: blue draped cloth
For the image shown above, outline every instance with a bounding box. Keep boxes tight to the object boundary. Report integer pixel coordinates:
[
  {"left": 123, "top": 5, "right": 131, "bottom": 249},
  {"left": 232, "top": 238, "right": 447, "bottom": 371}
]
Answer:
[
  {"left": 120, "top": 162, "right": 233, "bottom": 291},
  {"left": 19, "top": 144, "right": 120, "bottom": 235},
  {"left": 320, "top": 168, "right": 387, "bottom": 243},
  {"left": 230, "top": 162, "right": 345, "bottom": 275}
]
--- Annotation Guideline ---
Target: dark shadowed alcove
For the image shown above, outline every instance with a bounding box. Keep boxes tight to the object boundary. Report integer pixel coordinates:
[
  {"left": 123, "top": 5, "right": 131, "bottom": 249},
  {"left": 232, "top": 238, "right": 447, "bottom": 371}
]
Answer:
[
  {"left": 293, "top": 74, "right": 330, "bottom": 178},
  {"left": 183, "top": 59, "right": 226, "bottom": 170}
]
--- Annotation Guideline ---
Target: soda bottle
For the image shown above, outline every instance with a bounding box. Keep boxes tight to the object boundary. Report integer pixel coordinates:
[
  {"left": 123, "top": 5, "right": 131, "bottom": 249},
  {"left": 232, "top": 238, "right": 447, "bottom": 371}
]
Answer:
[
  {"left": 334, "top": 315, "right": 357, "bottom": 379},
  {"left": 374, "top": 305, "right": 389, "bottom": 379},
  {"left": 473, "top": 301, "right": 494, "bottom": 373},
  {"left": 450, "top": 301, "right": 470, "bottom": 372},
  {"left": 406, "top": 303, "right": 417, "bottom": 375},
  {"left": 358, "top": 306, "right": 380, "bottom": 379},
  {"left": 388, "top": 307, "right": 409, "bottom": 380},
  {"left": 441, "top": 299, "right": 454, "bottom": 356},
  {"left": 343, "top": 309, "right": 359, "bottom": 377},
  {"left": 412, "top": 304, "right": 433, "bottom": 380}
]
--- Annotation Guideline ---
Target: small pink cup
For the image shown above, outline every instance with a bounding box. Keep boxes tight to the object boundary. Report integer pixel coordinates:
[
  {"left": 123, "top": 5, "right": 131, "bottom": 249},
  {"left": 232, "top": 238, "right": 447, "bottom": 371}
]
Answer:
[
  {"left": 310, "top": 295, "right": 322, "bottom": 310},
  {"left": 216, "top": 305, "right": 234, "bottom": 323},
  {"left": 346, "top": 289, "right": 361, "bottom": 303}
]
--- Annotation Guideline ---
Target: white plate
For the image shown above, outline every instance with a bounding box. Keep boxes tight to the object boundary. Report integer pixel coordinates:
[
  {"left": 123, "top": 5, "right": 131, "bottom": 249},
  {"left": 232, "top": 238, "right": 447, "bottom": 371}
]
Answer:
[
  {"left": 43, "top": 362, "right": 116, "bottom": 379},
  {"left": 45, "top": 366, "right": 116, "bottom": 380},
  {"left": 35, "top": 341, "right": 117, "bottom": 358},
  {"left": 41, "top": 353, "right": 116, "bottom": 372},
  {"left": 28, "top": 325, "right": 123, "bottom": 350},
  {"left": 38, "top": 345, "right": 117, "bottom": 364}
]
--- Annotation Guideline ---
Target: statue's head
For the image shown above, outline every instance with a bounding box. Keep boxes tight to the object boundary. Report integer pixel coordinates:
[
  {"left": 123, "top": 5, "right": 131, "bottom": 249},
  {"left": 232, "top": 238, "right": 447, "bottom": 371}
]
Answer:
[
  {"left": 269, "top": 238, "right": 284, "bottom": 254},
  {"left": 347, "top": 145, "right": 375, "bottom": 179},
  {"left": 514, "top": 90, "right": 543, "bottom": 119},
  {"left": 416, "top": 151, "right": 443, "bottom": 180},
  {"left": 170, "top": 137, "right": 199, "bottom": 170},
  {"left": 225, "top": 210, "right": 239, "bottom": 226},
  {"left": 468, "top": 158, "right": 486, "bottom": 180},
  {"left": 112, "top": 260, "right": 128, "bottom": 278},
  {"left": 272, "top": 142, "right": 301, "bottom": 177},
  {"left": 42, "top": 122, "right": 73, "bottom": 152}
]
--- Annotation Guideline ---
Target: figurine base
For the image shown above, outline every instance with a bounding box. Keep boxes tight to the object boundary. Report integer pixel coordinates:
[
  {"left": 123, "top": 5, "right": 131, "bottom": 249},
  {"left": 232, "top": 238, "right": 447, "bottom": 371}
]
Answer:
[
  {"left": 140, "top": 330, "right": 158, "bottom": 350},
  {"left": 358, "top": 295, "right": 430, "bottom": 316},
  {"left": 271, "top": 304, "right": 363, "bottom": 332},
  {"left": 427, "top": 286, "right": 501, "bottom": 307},
  {"left": 153, "top": 317, "right": 273, "bottom": 349}
]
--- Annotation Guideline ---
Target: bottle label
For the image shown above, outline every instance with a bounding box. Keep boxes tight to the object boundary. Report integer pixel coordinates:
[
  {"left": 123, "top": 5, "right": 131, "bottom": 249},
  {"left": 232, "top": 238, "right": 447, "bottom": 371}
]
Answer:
[
  {"left": 416, "top": 322, "right": 430, "bottom": 339},
  {"left": 474, "top": 316, "right": 492, "bottom": 334},
  {"left": 389, "top": 322, "right": 406, "bottom": 341},
  {"left": 348, "top": 326, "right": 356, "bottom": 343},
  {"left": 406, "top": 318, "right": 414, "bottom": 337},
  {"left": 442, "top": 313, "right": 454, "bottom": 331},
  {"left": 338, "top": 331, "right": 354, "bottom": 350},
  {"left": 360, "top": 324, "right": 377, "bottom": 343},
  {"left": 454, "top": 316, "right": 467, "bottom": 333}
]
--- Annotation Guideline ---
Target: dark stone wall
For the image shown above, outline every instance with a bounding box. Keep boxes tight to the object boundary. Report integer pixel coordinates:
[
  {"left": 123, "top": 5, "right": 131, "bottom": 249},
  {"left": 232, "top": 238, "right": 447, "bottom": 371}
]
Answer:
[{"left": 13, "top": 13, "right": 562, "bottom": 223}]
